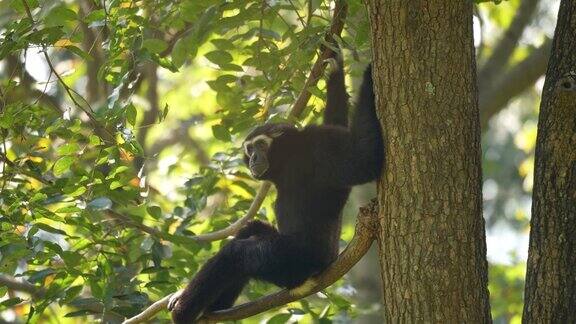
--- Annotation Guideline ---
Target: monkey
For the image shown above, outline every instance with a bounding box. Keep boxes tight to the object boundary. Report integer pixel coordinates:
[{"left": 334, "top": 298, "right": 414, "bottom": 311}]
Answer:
[{"left": 169, "top": 54, "right": 383, "bottom": 323}]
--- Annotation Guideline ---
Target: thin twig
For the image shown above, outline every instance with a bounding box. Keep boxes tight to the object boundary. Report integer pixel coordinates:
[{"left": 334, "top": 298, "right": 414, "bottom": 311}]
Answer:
[{"left": 21, "top": 0, "right": 115, "bottom": 142}]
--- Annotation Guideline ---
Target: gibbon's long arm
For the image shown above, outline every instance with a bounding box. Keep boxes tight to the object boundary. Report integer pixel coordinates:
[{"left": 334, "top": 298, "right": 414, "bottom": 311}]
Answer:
[
  {"left": 323, "top": 54, "right": 349, "bottom": 127},
  {"left": 312, "top": 66, "right": 384, "bottom": 188}
]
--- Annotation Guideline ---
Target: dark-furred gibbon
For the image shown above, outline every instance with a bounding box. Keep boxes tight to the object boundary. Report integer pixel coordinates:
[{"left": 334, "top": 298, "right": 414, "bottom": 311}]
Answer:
[{"left": 169, "top": 54, "right": 383, "bottom": 323}]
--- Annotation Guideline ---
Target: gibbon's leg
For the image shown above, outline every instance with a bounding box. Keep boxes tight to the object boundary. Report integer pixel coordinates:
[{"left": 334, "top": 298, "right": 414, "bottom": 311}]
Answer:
[
  {"left": 169, "top": 247, "right": 239, "bottom": 323},
  {"left": 205, "top": 276, "right": 249, "bottom": 312},
  {"left": 205, "top": 220, "right": 277, "bottom": 312},
  {"left": 170, "top": 221, "right": 278, "bottom": 323},
  {"left": 170, "top": 232, "right": 316, "bottom": 323},
  {"left": 323, "top": 52, "right": 349, "bottom": 127}
]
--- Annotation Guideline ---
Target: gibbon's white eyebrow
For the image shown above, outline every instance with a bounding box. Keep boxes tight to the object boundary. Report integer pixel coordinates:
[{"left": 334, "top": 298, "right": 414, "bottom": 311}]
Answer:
[{"left": 244, "top": 134, "right": 273, "bottom": 155}]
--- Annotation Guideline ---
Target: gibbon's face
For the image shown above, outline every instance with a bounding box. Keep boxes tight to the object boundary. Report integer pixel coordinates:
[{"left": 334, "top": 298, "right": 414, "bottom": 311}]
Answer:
[{"left": 243, "top": 123, "right": 295, "bottom": 179}]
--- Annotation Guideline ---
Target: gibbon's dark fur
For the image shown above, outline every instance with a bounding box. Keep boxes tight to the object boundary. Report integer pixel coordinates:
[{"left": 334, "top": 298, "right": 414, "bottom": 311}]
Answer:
[{"left": 169, "top": 55, "right": 383, "bottom": 323}]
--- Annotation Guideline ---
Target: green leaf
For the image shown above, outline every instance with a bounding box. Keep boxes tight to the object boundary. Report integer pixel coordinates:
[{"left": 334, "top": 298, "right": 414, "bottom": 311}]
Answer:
[
  {"left": 205, "top": 50, "right": 233, "bottom": 66},
  {"left": 267, "top": 313, "right": 292, "bottom": 324},
  {"left": 35, "top": 223, "right": 67, "bottom": 236},
  {"left": 57, "top": 143, "right": 79, "bottom": 156},
  {"left": 53, "top": 156, "right": 74, "bottom": 176},
  {"left": 109, "top": 180, "right": 123, "bottom": 190},
  {"left": 30, "top": 192, "right": 48, "bottom": 203},
  {"left": 218, "top": 63, "right": 243, "bottom": 72},
  {"left": 0, "top": 297, "right": 23, "bottom": 308},
  {"left": 55, "top": 206, "right": 82, "bottom": 213},
  {"left": 126, "top": 103, "right": 137, "bottom": 126},
  {"left": 84, "top": 9, "right": 105, "bottom": 24},
  {"left": 212, "top": 124, "right": 231, "bottom": 141},
  {"left": 211, "top": 39, "right": 235, "bottom": 50},
  {"left": 61, "top": 286, "right": 83, "bottom": 304},
  {"left": 60, "top": 251, "right": 81, "bottom": 268},
  {"left": 172, "top": 37, "right": 196, "bottom": 68},
  {"left": 142, "top": 38, "right": 168, "bottom": 54},
  {"left": 65, "top": 45, "right": 92, "bottom": 61},
  {"left": 65, "top": 310, "right": 98, "bottom": 317},
  {"left": 89, "top": 135, "right": 102, "bottom": 146},
  {"left": 45, "top": 6, "right": 77, "bottom": 26},
  {"left": 147, "top": 206, "right": 162, "bottom": 218},
  {"left": 159, "top": 103, "right": 169, "bottom": 122}
]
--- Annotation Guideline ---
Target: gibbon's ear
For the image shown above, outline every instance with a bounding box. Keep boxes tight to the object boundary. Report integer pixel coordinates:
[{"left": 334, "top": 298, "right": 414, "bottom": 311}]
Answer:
[
  {"left": 268, "top": 123, "right": 296, "bottom": 139},
  {"left": 270, "top": 129, "right": 285, "bottom": 138}
]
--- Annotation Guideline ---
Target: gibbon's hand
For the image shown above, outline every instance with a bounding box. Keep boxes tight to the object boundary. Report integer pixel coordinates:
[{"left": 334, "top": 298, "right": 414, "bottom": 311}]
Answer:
[{"left": 167, "top": 290, "right": 183, "bottom": 311}]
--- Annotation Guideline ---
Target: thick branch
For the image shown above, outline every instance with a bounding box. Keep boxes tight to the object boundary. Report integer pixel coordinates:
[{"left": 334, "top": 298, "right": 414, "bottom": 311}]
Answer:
[
  {"left": 78, "top": 0, "right": 106, "bottom": 103},
  {"left": 478, "top": 0, "right": 540, "bottom": 89},
  {"left": 479, "top": 38, "right": 552, "bottom": 129},
  {"left": 0, "top": 274, "right": 44, "bottom": 297},
  {"left": 134, "top": 62, "right": 160, "bottom": 171},
  {"left": 122, "top": 200, "right": 379, "bottom": 324},
  {"left": 3, "top": 55, "right": 61, "bottom": 113}
]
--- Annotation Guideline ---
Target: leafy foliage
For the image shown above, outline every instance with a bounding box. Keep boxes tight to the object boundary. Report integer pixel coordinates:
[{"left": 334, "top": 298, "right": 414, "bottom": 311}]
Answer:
[
  {"left": 0, "top": 0, "right": 371, "bottom": 322},
  {"left": 0, "top": 0, "right": 551, "bottom": 322}
]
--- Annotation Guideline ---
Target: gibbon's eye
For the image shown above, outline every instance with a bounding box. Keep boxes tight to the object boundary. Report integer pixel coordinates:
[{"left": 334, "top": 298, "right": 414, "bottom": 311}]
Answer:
[{"left": 254, "top": 139, "right": 268, "bottom": 150}]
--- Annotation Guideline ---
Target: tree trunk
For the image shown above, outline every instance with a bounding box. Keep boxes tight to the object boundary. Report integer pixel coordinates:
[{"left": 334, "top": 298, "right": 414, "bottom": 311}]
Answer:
[
  {"left": 522, "top": 1, "right": 576, "bottom": 322},
  {"left": 366, "top": 2, "right": 492, "bottom": 322}
]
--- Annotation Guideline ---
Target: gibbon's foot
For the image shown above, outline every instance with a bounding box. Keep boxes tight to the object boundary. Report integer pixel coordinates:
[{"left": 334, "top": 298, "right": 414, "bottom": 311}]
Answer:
[{"left": 167, "top": 290, "right": 183, "bottom": 311}]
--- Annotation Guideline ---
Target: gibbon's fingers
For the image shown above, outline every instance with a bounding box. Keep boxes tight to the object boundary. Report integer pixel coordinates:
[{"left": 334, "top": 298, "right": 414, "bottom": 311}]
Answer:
[
  {"left": 167, "top": 290, "right": 183, "bottom": 311},
  {"left": 323, "top": 57, "right": 340, "bottom": 78}
]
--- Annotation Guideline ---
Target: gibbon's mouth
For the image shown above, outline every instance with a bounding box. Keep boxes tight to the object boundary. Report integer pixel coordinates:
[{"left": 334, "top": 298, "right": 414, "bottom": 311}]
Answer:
[{"left": 250, "top": 162, "right": 269, "bottom": 178}]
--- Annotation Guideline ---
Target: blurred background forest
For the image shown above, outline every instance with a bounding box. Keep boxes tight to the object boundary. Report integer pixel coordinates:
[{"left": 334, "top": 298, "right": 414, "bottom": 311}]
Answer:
[{"left": 0, "top": 0, "right": 559, "bottom": 323}]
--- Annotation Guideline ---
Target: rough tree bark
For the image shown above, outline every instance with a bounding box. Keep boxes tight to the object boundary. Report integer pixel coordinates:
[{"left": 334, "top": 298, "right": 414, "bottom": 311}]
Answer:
[
  {"left": 366, "top": 2, "right": 491, "bottom": 322},
  {"left": 522, "top": 1, "right": 576, "bottom": 322}
]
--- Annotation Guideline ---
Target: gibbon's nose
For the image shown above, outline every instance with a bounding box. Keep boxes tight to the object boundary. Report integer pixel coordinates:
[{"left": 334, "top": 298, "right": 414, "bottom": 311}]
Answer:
[{"left": 250, "top": 152, "right": 268, "bottom": 176}]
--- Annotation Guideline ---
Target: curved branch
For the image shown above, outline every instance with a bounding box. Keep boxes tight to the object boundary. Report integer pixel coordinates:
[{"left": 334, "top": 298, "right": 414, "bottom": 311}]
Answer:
[
  {"left": 187, "top": 0, "right": 348, "bottom": 243},
  {"left": 478, "top": 0, "right": 540, "bottom": 88},
  {"left": 189, "top": 181, "right": 272, "bottom": 242},
  {"left": 479, "top": 38, "right": 552, "bottom": 129},
  {"left": 0, "top": 274, "right": 44, "bottom": 297},
  {"left": 202, "top": 200, "right": 378, "bottom": 322},
  {"left": 122, "top": 294, "right": 174, "bottom": 324},
  {"left": 121, "top": 200, "right": 378, "bottom": 324}
]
